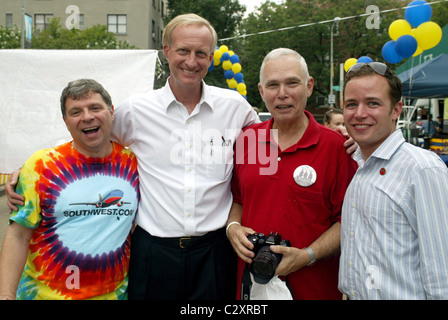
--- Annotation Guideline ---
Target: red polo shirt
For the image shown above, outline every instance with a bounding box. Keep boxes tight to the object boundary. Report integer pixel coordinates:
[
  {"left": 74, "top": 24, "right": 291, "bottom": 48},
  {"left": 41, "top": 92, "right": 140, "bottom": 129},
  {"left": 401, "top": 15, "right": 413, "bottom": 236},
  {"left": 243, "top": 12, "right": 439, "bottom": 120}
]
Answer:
[{"left": 232, "top": 111, "right": 357, "bottom": 300}]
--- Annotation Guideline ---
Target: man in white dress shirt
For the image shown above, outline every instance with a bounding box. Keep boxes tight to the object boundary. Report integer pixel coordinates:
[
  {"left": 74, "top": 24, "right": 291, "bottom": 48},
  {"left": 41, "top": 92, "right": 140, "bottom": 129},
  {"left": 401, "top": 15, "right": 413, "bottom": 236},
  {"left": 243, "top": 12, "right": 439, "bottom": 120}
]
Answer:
[
  {"left": 338, "top": 62, "right": 448, "bottom": 299},
  {"left": 112, "top": 14, "right": 259, "bottom": 299}
]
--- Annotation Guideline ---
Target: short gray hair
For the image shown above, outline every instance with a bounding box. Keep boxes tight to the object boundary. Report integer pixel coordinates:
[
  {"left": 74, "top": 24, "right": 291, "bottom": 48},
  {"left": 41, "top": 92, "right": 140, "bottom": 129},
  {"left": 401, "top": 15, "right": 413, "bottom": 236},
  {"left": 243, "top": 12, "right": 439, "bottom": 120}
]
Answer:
[
  {"left": 60, "top": 79, "right": 112, "bottom": 117},
  {"left": 259, "top": 48, "right": 310, "bottom": 84}
]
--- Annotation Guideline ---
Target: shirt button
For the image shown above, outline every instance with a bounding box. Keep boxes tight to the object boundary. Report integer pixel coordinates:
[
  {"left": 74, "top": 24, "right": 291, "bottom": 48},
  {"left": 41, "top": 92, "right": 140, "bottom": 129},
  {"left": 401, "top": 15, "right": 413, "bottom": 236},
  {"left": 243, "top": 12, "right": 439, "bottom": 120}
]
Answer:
[
  {"left": 277, "top": 157, "right": 281, "bottom": 161},
  {"left": 352, "top": 203, "right": 356, "bottom": 208}
]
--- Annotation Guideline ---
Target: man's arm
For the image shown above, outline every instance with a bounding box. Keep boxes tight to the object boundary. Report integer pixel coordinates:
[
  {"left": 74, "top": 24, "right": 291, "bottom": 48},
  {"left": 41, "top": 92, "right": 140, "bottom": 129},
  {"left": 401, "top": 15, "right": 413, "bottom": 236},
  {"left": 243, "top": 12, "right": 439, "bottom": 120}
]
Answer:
[
  {"left": 271, "top": 222, "right": 341, "bottom": 276},
  {"left": 0, "top": 222, "right": 33, "bottom": 300},
  {"left": 5, "top": 169, "right": 24, "bottom": 213}
]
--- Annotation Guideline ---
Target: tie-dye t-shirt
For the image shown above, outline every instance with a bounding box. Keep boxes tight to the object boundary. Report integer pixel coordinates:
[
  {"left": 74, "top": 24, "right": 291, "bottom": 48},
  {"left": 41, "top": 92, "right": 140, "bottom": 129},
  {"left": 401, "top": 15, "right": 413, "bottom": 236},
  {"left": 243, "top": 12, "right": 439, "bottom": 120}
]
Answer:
[{"left": 11, "top": 141, "right": 139, "bottom": 300}]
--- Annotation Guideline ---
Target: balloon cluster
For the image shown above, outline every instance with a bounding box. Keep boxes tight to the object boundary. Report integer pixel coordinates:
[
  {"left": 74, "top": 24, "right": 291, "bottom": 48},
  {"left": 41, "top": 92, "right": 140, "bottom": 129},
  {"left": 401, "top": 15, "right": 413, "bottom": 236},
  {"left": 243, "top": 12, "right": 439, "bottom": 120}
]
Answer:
[
  {"left": 343, "top": 55, "right": 373, "bottom": 72},
  {"left": 208, "top": 45, "right": 247, "bottom": 98},
  {"left": 382, "top": 0, "right": 442, "bottom": 64}
]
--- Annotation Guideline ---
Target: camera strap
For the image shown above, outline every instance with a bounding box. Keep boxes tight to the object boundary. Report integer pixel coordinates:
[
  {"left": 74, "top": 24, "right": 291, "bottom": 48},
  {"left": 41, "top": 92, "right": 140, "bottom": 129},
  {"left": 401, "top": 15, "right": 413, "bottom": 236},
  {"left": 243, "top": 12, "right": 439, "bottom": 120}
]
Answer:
[
  {"left": 241, "top": 263, "right": 293, "bottom": 300},
  {"left": 241, "top": 264, "right": 252, "bottom": 300}
]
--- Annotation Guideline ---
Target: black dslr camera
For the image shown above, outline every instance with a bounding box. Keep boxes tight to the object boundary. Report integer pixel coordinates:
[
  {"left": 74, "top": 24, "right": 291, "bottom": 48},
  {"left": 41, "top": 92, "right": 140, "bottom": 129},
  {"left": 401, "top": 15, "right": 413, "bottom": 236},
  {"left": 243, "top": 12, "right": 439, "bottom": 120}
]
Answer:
[{"left": 247, "top": 232, "right": 291, "bottom": 284}]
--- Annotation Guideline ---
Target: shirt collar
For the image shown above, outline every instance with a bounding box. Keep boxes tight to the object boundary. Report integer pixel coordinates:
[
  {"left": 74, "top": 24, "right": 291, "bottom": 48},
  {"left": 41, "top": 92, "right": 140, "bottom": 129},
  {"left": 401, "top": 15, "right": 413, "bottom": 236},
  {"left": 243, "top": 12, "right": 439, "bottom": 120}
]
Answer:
[
  {"left": 257, "top": 110, "right": 321, "bottom": 151},
  {"left": 354, "top": 129, "right": 405, "bottom": 164},
  {"left": 161, "top": 78, "right": 214, "bottom": 113}
]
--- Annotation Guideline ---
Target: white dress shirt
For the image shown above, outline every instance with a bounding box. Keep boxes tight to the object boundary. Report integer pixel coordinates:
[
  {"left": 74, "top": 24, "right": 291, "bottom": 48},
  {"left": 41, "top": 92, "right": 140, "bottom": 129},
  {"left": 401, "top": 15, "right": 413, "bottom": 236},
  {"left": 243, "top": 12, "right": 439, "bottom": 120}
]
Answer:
[
  {"left": 112, "top": 80, "right": 259, "bottom": 237},
  {"left": 339, "top": 129, "right": 448, "bottom": 299}
]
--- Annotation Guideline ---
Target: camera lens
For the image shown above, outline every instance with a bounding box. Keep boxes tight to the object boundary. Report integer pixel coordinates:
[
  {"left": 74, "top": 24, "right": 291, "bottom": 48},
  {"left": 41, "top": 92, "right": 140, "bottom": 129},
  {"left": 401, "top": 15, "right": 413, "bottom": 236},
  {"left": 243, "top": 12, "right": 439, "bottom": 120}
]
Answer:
[{"left": 252, "top": 246, "right": 280, "bottom": 283}]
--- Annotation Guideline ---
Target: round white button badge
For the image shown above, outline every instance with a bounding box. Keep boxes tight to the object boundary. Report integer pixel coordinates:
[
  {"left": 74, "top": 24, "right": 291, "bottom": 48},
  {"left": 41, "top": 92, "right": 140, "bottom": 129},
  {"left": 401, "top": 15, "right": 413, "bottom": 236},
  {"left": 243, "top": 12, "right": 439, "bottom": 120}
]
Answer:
[{"left": 293, "top": 165, "right": 317, "bottom": 187}]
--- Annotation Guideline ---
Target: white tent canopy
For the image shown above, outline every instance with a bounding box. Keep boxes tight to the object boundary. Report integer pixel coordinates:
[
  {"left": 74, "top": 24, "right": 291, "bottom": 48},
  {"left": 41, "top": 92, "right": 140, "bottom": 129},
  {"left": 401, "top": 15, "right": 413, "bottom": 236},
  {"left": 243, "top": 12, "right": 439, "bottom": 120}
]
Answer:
[{"left": 0, "top": 49, "right": 157, "bottom": 173}]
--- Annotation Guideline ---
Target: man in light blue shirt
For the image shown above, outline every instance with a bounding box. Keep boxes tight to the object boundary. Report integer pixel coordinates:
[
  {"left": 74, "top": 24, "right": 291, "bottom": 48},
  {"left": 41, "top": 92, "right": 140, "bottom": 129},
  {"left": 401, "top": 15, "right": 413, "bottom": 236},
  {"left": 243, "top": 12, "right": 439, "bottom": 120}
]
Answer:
[{"left": 339, "top": 62, "right": 448, "bottom": 300}]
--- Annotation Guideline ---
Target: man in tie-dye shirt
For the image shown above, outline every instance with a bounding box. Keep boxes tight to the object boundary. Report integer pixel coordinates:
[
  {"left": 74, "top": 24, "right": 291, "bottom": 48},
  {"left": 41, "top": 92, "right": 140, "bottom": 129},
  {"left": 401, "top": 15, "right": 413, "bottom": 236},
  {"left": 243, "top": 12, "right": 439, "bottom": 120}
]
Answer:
[{"left": 0, "top": 79, "right": 139, "bottom": 300}]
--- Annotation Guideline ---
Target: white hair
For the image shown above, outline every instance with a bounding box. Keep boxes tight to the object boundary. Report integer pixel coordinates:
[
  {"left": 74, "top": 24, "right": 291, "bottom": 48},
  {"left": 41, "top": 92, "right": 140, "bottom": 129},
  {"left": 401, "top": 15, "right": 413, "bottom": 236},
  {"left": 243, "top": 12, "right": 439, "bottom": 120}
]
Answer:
[{"left": 259, "top": 48, "right": 310, "bottom": 84}]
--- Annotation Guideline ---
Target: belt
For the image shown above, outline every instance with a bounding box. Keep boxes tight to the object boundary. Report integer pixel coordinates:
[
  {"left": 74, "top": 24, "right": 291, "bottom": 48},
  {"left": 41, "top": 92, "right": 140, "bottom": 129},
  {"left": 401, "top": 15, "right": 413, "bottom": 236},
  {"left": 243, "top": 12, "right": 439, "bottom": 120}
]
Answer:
[{"left": 147, "top": 227, "right": 225, "bottom": 249}]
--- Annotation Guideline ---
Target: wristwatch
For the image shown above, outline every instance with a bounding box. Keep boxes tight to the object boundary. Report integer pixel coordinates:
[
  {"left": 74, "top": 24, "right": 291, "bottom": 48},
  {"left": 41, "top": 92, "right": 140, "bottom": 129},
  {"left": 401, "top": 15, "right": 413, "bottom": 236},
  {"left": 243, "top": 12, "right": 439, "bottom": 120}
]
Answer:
[{"left": 304, "top": 247, "right": 316, "bottom": 266}]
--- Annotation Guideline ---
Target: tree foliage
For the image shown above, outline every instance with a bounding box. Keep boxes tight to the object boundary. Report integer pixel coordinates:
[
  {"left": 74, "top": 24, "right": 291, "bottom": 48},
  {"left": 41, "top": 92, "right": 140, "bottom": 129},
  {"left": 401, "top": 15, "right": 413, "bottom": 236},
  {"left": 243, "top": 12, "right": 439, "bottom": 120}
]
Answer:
[
  {"left": 0, "top": 25, "right": 21, "bottom": 49},
  {"left": 0, "top": 17, "right": 136, "bottom": 50},
  {"left": 238, "top": 0, "right": 406, "bottom": 110},
  {"left": 32, "top": 18, "right": 136, "bottom": 49}
]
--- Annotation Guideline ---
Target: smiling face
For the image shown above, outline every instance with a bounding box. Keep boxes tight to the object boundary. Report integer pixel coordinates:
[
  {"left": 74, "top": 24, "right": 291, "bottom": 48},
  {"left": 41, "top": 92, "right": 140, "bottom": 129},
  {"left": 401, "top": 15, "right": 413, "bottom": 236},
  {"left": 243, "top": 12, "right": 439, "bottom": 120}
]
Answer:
[
  {"left": 343, "top": 74, "right": 402, "bottom": 160},
  {"left": 63, "top": 91, "right": 114, "bottom": 158},
  {"left": 163, "top": 24, "right": 214, "bottom": 95},
  {"left": 258, "top": 55, "right": 314, "bottom": 127}
]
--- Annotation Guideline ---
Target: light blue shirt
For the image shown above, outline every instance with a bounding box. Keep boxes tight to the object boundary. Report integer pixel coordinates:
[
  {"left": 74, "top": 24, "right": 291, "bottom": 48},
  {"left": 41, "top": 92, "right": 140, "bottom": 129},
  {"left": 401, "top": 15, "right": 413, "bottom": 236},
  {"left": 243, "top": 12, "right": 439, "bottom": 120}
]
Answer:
[{"left": 339, "top": 129, "right": 448, "bottom": 299}]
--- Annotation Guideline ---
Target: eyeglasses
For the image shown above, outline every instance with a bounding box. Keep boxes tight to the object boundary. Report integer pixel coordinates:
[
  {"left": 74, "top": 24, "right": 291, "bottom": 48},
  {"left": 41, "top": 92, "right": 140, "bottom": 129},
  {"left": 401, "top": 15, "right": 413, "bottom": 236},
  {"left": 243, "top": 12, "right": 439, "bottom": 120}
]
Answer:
[{"left": 347, "top": 62, "right": 392, "bottom": 76}]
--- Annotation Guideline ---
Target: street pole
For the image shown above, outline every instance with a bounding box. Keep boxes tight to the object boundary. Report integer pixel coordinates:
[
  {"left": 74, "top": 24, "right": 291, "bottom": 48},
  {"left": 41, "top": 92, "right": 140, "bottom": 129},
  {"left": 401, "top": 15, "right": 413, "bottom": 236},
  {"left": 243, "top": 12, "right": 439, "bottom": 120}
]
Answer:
[
  {"left": 21, "top": 0, "right": 25, "bottom": 49},
  {"left": 329, "top": 17, "right": 340, "bottom": 108}
]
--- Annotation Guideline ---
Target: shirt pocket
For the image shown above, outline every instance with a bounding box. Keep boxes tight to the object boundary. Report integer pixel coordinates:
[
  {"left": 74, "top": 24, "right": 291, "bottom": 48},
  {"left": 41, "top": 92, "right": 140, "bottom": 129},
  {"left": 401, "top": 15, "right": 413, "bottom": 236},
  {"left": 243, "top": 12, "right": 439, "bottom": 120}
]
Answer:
[
  {"left": 204, "top": 143, "right": 233, "bottom": 181},
  {"left": 284, "top": 183, "right": 330, "bottom": 229}
]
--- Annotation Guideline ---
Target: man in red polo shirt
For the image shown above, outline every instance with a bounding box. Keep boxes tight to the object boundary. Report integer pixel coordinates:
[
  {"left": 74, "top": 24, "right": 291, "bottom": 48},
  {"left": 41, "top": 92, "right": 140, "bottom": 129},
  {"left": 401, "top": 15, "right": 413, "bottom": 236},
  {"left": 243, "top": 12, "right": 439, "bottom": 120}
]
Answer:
[{"left": 227, "top": 48, "right": 357, "bottom": 300}]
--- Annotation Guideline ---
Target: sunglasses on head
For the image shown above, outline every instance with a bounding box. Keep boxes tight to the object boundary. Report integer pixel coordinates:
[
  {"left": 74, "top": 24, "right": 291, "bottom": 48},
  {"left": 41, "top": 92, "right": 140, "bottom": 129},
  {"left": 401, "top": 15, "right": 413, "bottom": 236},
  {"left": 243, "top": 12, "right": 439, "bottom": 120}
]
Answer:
[{"left": 347, "top": 62, "right": 392, "bottom": 76}]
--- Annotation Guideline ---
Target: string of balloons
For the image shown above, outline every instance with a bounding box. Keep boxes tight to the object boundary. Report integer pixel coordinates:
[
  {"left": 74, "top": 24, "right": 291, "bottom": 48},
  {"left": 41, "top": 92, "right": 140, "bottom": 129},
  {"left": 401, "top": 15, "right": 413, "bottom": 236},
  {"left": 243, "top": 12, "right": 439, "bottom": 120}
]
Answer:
[
  {"left": 344, "top": 0, "right": 443, "bottom": 71},
  {"left": 208, "top": 45, "right": 247, "bottom": 99}
]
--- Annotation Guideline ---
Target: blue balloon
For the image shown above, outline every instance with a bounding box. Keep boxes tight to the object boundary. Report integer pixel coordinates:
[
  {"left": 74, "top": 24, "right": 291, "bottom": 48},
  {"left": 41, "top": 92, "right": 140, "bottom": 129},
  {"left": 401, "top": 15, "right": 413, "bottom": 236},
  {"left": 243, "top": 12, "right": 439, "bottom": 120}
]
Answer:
[
  {"left": 208, "top": 62, "right": 214, "bottom": 71},
  {"left": 221, "top": 52, "right": 231, "bottom": 61},
  {"left": 405, "top": 0, "right": 432, "bottom": 28},
  {"left": 357, "top": 56, "right": 373, "bottom": 63},
  {"left": 382, "top": 40, "right": 403, "bottom": 64},
  {"left": 395, "top": 35, "right": 418, "bottom": 58},
  {"left": 234, "top": 72, "right": 244, "bottom": 82},
  {"left": 230, "top": 54, "right": 240, "bottom": 63},
  {"left": 224, "top": 70, "right": 234, "bottom": 79}
]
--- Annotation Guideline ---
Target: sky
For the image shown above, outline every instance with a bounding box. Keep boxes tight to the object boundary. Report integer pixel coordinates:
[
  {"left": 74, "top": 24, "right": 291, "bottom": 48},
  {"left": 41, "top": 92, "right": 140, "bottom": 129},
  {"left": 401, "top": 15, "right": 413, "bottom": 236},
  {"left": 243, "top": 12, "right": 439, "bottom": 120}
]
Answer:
[{"left": 239, "top": 0, "right": 284, "bottom": 17}]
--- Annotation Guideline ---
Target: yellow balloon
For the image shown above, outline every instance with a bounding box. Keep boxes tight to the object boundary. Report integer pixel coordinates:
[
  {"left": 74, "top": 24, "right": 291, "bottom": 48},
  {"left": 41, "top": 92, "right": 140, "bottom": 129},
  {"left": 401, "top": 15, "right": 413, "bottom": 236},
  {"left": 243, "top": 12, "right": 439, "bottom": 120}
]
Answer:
[
  {"left": 232, "top": 63, "right": 242, "bottom": 74},
  {"left": 228, "top": 79, "right": 238, "bottom": 89},
  {"left": 414, "top": 21, "right": 442, "bottom": 50},
  {"left": 410, "top": 29, "right": 423, "bottom": 57},
  {"left": 219, "top": 45, "right": 229, "bottom": 53},
  {"left": 237, "top": 82, "right": 246, "bottom": 93},
  {"left": 228, "top": 50, "right": 235, "bottom": 56},
  {"left": 344, "top": 58, "right": 358, "bottom": 72},
  {"left": 222, "top": 60, "right": 232, "bottom": 70},
  {"left": 388, "top": 19, "right": 412, "bottom": 41},
  {"left": 213, "top": 58, "right": 221, "bottom": 66},
  {"left": 214, "top": 49, "right": 223, "bottom": 60}
]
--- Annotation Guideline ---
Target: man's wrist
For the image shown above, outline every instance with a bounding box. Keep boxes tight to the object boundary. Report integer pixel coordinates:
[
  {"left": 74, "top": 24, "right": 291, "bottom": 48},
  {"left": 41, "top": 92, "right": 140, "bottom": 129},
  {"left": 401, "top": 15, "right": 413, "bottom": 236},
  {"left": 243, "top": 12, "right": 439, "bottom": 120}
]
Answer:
[
  {"left": 225, "top": 221, "right": 241, "bottom": 237},
  {"left": 304, "top": 247, "right": 316, "bottom": 266}
]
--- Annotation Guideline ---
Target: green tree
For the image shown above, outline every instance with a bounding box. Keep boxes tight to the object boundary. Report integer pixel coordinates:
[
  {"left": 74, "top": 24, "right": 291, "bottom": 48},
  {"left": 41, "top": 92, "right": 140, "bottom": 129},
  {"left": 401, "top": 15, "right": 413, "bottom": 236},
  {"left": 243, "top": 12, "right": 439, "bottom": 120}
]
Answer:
[
  {"left": 0, "top": 25, "right": 21, "bottom": 49},
  {"left": 0, "top": 17, "right": 136, "bottom": 50},
  {"left": 32, "top": 18, "right": 136, "bottom": 49},
  {"left": 166, "top": 0, "right": 246, "bottom": 39},
  {"left": 238, "top": 0, "right": 406, "bottom": 110}
]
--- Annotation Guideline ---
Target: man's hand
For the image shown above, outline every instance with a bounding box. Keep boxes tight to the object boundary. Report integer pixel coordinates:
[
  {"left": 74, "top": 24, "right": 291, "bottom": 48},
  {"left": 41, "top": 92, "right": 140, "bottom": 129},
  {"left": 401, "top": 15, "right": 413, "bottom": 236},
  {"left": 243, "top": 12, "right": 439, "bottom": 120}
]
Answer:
[
  {"left": 226, "top": 223, "right": 256, "bottom": 264},
  {"left": 334, "top": 126, "right": 358, "bottom": 156},
  {"left": 270, "top": 246, "right": 310, "bottom": 277},
  {"left": 5, "top": 169, "right": 24, "bottom": 213}
]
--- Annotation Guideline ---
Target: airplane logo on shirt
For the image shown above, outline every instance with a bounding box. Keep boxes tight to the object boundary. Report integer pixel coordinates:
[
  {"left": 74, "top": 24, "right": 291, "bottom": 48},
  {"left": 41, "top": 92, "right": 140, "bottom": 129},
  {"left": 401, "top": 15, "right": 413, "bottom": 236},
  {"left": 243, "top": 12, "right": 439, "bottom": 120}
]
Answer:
[{"left": 69, "top": 189, "right": 131, "bottom": 208}]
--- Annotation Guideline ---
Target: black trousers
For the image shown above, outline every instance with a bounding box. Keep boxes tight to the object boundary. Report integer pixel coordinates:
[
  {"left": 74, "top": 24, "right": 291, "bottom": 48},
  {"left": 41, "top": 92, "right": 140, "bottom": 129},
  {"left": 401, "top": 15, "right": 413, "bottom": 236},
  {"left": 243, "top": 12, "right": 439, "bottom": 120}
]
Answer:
[{"left": 128, "top": 225, "right": 237, "bottom": 300}]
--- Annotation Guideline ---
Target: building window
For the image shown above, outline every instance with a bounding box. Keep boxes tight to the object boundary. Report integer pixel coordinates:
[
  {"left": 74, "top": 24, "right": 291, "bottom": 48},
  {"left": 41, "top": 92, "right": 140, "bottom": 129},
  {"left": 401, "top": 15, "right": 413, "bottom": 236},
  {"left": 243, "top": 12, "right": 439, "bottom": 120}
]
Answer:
[
  {"left": 78, "top": 14, "right": 85, "bottom": 29},
  {"left": 6, "top": 14, "right": 13, "bottom": 27},
  {"left": 35, "top": 14, "right": 54, "bottom": 32},
  {"left": 108, "top": 14, "right": 127, "bottom": 34}
]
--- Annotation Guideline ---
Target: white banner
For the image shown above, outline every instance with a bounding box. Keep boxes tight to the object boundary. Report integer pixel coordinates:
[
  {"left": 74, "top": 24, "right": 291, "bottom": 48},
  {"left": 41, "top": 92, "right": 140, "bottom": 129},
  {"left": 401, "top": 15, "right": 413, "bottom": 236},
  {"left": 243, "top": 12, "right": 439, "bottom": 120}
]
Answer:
[{"left": 0, "top": 49, "right": 157, "bottom": 174}]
